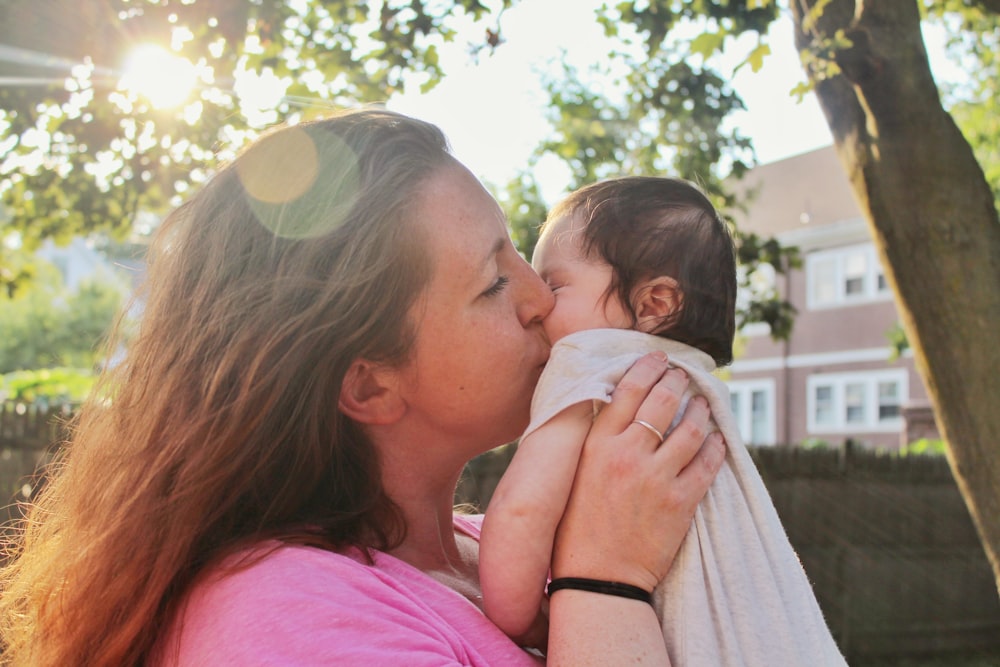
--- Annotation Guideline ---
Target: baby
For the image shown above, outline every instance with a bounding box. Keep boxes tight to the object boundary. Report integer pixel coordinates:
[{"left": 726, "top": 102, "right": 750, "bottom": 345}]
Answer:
[{"left": 480, "top": 176, "right": 846, "bottom": 665}]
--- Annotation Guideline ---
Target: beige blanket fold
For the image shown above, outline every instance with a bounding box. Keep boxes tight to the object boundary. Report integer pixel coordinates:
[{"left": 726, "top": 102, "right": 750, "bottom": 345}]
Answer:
[{"left": 524, "top": 328, "right": 846, "bottom": 666}]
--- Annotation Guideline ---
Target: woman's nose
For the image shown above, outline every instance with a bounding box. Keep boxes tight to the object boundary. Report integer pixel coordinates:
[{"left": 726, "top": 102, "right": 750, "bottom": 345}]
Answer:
[{"left": 515, "top": 258, "right": 554, "bottom": 327}]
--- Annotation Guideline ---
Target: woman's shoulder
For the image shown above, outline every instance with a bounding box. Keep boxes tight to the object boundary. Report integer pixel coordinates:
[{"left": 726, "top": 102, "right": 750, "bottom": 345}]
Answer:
[
  {"left": 156, "top": 524, "right": 533, "bottom": 666},
  {"left": 182, "top": 513, "right": 482, "bottom": 616},
  {"left": 156, "top": 543, "right": 447, "bottom": 664}
]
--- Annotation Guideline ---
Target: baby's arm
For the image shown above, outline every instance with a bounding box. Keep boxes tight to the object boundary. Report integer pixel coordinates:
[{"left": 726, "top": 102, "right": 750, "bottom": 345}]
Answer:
[{"left": 480, "top": 401, "right": 593, "bottom": 641}]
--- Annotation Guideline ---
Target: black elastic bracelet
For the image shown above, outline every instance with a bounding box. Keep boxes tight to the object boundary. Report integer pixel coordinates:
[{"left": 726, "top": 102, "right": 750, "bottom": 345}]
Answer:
[{"left": 546, "top": 577, "right": 654, "bottom": 606}]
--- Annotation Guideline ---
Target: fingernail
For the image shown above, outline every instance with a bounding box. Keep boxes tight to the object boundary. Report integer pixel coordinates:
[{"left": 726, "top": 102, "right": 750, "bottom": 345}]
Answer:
[{"left": 651, "top": 351, "right": 668, "bottom": 362}]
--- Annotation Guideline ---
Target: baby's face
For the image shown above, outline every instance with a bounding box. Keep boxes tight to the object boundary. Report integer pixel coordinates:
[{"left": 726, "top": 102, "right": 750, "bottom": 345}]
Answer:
[{"left": 532, "top": 213, "right": 632, "bottom": 345}]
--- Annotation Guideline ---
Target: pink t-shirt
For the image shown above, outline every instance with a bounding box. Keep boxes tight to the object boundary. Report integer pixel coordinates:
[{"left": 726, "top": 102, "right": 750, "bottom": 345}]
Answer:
[{"left": 155, "top": 515, "right": 542, "bottom": 666}]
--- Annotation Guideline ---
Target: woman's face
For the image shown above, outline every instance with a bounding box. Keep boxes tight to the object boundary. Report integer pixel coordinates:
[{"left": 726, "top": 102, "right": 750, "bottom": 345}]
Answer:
[{"left": 394, "top": 163, "right": 554, "bottom": 450}]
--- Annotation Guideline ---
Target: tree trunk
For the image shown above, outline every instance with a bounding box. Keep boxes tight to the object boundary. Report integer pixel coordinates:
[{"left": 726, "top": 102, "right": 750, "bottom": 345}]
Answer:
[{"left": 790, "top": 0, "right": 1000, "bottom": 592}]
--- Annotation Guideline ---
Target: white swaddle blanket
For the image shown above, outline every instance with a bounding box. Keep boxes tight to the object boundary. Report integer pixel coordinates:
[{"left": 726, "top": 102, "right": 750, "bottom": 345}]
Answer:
[{"left": 524, "top": 329, "right": 845, "bottom": 666}]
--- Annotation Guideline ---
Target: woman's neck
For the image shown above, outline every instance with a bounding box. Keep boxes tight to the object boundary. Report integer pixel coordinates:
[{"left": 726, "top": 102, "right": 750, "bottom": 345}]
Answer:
[
  {"left": 390, "top": 497, "right": 467, "bottom": 569},
  {"left": 390, "top": 507, "right": 483, "bottom": 610},
  {"left": 370, "top": 421, "right": 484, "bottom": 575}
]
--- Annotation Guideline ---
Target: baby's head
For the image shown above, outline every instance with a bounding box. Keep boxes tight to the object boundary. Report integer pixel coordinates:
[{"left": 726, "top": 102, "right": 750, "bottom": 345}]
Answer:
[{"left": 532, "top": 176, "right": 736, "bottom": 366}]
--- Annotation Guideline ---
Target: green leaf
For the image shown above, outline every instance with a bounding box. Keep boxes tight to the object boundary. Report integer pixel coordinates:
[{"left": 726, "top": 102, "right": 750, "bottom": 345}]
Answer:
[
  {"left": 744, "top": 43, "right": 771, "bottom": 74},
  {"left": 690, "top": 31, "right": 726, "bottom": 60},
  {"left": 790, "top": 80, "right": 815, "bottom": 103}
]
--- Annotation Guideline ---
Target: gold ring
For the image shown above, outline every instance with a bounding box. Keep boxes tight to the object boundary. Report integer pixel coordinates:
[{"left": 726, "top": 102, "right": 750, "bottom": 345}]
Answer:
[{"left": 632, "top": 419, "right": 664, "bottom": 442}]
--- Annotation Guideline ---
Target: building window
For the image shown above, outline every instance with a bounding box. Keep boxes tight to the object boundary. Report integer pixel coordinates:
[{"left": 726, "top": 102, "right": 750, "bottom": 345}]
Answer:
[
  {"left": 878, "top": 381, "right": 901, "bottom": 420},
  {"left": 806, "top": 243, "right": 892, "bottom": 310},
  {"left": 844, "top": 251, "right": 866, "bottom": 296},
  {"left": 809, "top": 256, "right": 838, "bottom": 306},
  {"left": 844, "top": 382, "right": 867, "bottom": 425},
  {"left": 807, "top": 370, "right": 908, "bottom": 433},
  {"left": 751, "top": 390, "right": 769, "bottom": 444},
  {"left": 814, "top": 385, "right": 835, "bottom": 427},
  {"left": 727, "top": 379, "right": 776, "bottom": 445}
]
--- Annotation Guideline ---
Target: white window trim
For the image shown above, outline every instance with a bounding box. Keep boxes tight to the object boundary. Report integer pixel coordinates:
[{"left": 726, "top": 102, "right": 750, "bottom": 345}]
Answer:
[
  {"left": 730, "top": 346, "right": 914, "bottom": 373},
  {"left": 726, "top": 378, "right": 777, "bottom": 446},
  {"left": 806, "top": 242, "right": 892, "bottom": 310},
  {"left": 806, "top": 369, "right": 908, "bottom": 434}
]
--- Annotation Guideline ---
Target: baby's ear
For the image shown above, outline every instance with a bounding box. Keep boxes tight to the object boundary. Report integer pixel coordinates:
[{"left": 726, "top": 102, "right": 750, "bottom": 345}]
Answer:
[{"left": 634, "top": 277, "right": 683, "bottom": 334}]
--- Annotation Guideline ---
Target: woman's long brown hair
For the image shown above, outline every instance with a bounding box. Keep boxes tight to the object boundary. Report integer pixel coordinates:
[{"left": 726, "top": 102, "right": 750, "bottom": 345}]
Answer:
[{"left": 0, "top": 108, "right": 454, "bottom": 666}]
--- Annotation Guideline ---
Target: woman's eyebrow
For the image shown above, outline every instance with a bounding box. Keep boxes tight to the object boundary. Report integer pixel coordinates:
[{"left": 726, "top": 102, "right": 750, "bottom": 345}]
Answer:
[{"left": 479, "top": 237, "right": 506, "bottom": 272}]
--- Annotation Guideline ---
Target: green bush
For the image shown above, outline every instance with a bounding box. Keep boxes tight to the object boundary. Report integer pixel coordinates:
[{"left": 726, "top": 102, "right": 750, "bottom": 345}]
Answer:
[
  {"left": 1, "top": 367, "right": 94, "bottom": 405},
  {"left": 0, "top": 262, "right": 125, "bottom": 374},
  {"left": 899, "top": 438, "right": 948, "bottom": 456}
]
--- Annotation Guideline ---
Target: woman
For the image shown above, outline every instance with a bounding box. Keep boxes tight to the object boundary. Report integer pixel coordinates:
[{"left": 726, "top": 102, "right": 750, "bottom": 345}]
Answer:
[{"left": 0, "top": 108, "right": 725, "bottom": 665}]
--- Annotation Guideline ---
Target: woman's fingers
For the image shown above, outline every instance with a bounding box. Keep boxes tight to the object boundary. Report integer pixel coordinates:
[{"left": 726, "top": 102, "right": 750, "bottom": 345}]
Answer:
[
  {"left": 628, "top": 367, "right": 691, "bottom": 448},
  {"left": 648, "top": 396, "right": 726, "bottom": 517},
  {"left": 662, "top": 430, "right": 727, "bottom": 514},
  {"left": 654, "top": 395, "right": 710, "bottom": 469},
  {"left": 553, "top": 352, "right": 728, "bottom": 593},
  {"left": 690, "top": 432, "right": 727, "bottom": 484},
  {"left": 593, "top": 352, "right": 685, "bottom": 440}
]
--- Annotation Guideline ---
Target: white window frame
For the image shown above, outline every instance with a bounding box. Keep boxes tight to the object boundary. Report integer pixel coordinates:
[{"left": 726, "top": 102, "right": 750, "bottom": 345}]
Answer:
[
  {"left": 813, "top": 383, "right": 836, "bottom": 428},
  {"left": 806, "top": 243, "right": 891, "bottom": 310},
  {"left": 726, "top": 378, "right": 776, "bottom": 445},
  {"left": 877, "top": 378, "right": 902, "bottom": 422},
  {"left": 806, "top": 369, "right": 908, "bottom": 434}
]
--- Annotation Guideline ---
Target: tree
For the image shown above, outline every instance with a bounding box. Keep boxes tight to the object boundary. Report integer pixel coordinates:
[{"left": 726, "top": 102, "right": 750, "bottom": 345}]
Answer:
[
  {"left": 0, "top": 261, "right": 125, "bottom": 373},
  {"left": 1, "top": 0, "right": 997, "bottom": 592},
  {"left": 575, "top": 0, "right": 1000, "bottom": 590},
  {"left": 788, "top": 0, "right": 1000, "bottom": 592},
  {"left": 504, "top": 35, "right": 800, "bottom": 336},
  {"left": 0, "top": 0, "right": 793, "bottom": 325},
  {"left": 0, "top": 0, "right": 505, "bottom": 293}
]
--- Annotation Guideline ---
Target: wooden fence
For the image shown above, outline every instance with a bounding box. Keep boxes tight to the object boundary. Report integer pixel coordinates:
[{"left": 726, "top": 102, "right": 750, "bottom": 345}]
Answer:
[
  {"left": 3, "top": 403, "right": 999, "bottom": 661},
  {"left": 458, "top": 442, "right": 1000, "bottom": 662},
  {"left": 0, "top": 401, "right": 71, "bottom": 519}
]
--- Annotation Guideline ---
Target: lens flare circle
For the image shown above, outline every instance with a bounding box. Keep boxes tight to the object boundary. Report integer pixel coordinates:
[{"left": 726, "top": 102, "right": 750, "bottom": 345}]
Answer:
[{"left": 237, "top": 126, "right": 361, "bottom": 240}]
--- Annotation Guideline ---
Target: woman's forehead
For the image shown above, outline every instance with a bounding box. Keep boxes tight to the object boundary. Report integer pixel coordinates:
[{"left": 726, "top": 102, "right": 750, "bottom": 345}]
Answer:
[{"left": 413, "top": 164, "right": 509, "bottom": 274}]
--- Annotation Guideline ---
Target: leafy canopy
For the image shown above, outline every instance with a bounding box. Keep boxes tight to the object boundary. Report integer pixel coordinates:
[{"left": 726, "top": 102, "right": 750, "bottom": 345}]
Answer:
[
  {"left": 1, "top": 0, "right": 995, "bottom": 338},
  {"left": 0, "top": 0, "right": 510, "bottom": 261}
]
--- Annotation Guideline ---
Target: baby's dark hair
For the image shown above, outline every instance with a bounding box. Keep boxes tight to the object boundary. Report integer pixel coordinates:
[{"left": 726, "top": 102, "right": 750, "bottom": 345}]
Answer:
[{"left": 546, "top": 176, "right": 737, "bottom": 366}]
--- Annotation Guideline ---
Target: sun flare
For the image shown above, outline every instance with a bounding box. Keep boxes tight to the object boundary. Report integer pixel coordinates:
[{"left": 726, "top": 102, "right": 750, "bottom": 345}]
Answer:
[{"left": 120, "top": 45, "right": 196, "bottom": 109}]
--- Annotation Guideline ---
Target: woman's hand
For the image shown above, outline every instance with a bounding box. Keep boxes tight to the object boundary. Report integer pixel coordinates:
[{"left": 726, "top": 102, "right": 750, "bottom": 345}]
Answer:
[
  {"left": 552, "top": 351, "right": 726, "bottom": 595},
  {"left": 545, "top": 352, "right": 725, "bottom": 665}
]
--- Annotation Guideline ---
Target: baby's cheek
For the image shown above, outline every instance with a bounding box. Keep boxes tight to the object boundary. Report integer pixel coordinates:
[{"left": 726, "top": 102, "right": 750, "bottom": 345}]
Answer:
[
  {"left": 541, "top": 318, "right": 561, "bottom": 344},
  {"left": 541, "top": 305, "right": 572, "bottom": 343}
]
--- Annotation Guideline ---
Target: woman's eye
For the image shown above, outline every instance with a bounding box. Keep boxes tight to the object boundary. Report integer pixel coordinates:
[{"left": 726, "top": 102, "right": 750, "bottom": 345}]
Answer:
[{"left": 482, "top": 275, "right": 510, "bottom": 297}]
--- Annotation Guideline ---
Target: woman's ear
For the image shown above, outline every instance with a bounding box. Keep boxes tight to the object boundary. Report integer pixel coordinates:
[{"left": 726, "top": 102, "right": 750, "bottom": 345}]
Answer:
[
  {"left": 634, "top": 276, "right": 683, "bottom": 334},
  {"left": 338, "top": 359, "right": 406, "bottom": 425}
]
